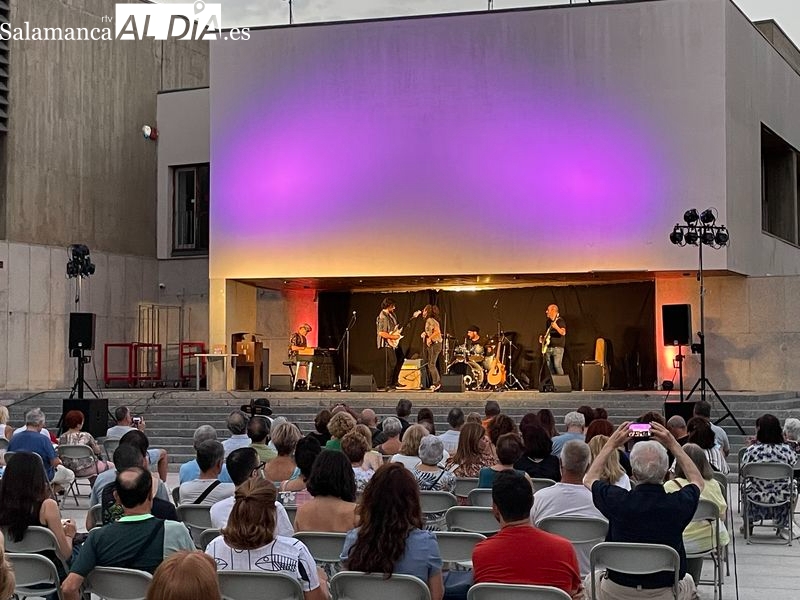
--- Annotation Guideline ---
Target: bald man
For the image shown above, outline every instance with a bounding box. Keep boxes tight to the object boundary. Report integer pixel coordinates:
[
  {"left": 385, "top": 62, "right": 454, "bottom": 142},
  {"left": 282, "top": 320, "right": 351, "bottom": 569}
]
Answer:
[
  {"left": 540, "top": 304, "right": 566, "bottom": 375},
  {"left": 360, "top": 408, "right": 386, "bottom": 446}
]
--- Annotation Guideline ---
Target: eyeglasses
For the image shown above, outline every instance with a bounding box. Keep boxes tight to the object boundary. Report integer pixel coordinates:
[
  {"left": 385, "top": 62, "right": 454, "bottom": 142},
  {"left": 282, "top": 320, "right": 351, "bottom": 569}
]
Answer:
[{"left": 252, "top": 462, "right": 266, "bottom": 478}]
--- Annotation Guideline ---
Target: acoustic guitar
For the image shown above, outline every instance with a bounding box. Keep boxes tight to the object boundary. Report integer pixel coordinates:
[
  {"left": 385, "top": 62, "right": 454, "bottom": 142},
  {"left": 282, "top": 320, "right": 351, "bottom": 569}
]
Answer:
[{"left": 486, "top": 337, "right": 507, "bottom": 386}]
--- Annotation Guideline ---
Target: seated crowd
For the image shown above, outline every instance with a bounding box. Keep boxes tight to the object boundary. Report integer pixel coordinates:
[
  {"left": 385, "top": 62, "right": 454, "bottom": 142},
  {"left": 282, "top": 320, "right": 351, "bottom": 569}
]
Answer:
[{"left": 0, "top": 397, "right": 795, "bottom": 600}]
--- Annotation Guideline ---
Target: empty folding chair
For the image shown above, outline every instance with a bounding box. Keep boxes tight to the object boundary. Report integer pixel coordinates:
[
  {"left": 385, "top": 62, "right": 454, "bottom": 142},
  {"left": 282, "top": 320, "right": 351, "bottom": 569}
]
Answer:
[
  {"left": 467, "top": 488, "right": 493, "bottom": 507},
  {"left": 294, "top": 531, "right": 348, "bottom": 569},
  {"left": 84, "top": 566, "right": 153, "bottom": 600},
  {"left": 8, "top": 552, "right": 62, "bottom": 599},
  {"left": 330, "top": 570, "right": 431, "bottom": 600},
  {"left": 468, "top": 582, "right": 572, "bottom": 600},
  {"left": 445, "top": 507, "right": 499, "bottom": 536},
  {"left": 218, "top": 570, "right": 305, "bottom": 600},
  {"left": 687, "top": 498, "right": 724, "bottom": 600},
  {"left": 454, "top": 477, "right": 479, "bottom": 499}
]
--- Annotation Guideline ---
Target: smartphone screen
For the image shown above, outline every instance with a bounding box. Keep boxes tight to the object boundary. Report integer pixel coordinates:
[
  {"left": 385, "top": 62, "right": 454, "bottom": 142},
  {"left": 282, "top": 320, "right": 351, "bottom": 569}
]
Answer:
[{"left": 629, "top": 423, "right": 651, "bottom": 438}]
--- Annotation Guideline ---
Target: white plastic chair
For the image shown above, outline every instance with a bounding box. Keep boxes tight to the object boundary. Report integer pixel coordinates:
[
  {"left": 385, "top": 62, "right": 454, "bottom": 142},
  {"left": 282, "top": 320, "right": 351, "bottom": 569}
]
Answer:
[
  {"left": 330, "top": 570, "right": 431, "bottom": 600},
  {"left": 7, "top": 552, "right": 63, "bottom": 600},
  {"left": 199, "top": 527, "right": 221, "bottom": 549},
  {"left": 468, "top": 582, "right": 572, "bottom": 600},
  {"left": 293, "top": 531, "right": 348, "bottom": 567},
  {"left": 467, "top": 488, "right": 493, "bottom": 507},
  {"left": 58, "top": 444, "right": 98, "bottom": 505},
  {"left": 454, "top": 477, "right": 479, "bottom": 498},
  {"left": 445, "top": 506, "right": 499, "bottom": 536},
  {"left": 741, "top": 461, "right": 795, "bottom": 545},
  {"left": 589, "top": 542, "right": 680, "bottom": 600},
  {"left": 687, "top": 498, "right": 723, "bottom": 600},
  {"left": 3, "top": 525, "right": 69, "bottom": 573},
  {"left": 530, "top": 478, "right": 557, "bottom": 494},
  {"left": 218, "top": 570, "right": 305, "bottom": 600},
  {"left": 420, "top": 491, "right": 457, "bottom": 530},
  {"left": 537, "top": 516, "right": 608, "bottom": 544},
  {"left": 435, "top": 531, "right": 485, "bottom": 570},
  {"left": 175, "top": 504, "right": 213, "bottom": 547},
  {"left": 84, "top": 566, "right": 153, "bottom": 600}
]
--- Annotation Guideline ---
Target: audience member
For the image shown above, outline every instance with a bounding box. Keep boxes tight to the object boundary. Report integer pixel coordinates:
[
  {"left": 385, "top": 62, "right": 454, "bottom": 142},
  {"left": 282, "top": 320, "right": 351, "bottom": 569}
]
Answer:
[
  {"left": 514, "top": 424, "right": 560, "bottom": 482},
  {"left": 576, "top": 406, "right": 596, "bottom": 429},
  {"left": 0, "top": 405, "right": 13, "bottom": 441},
  {"left": 341, "top": 463, "right": 444, "bottom": 600},
  {"left": 392, "top": 424, "right": 429, "bottom": 469},
  {"left": 375, "top": 416, "right": 403, "bottom": 456},
  {"left": 551, "top": 412, "right": 586, "bottom": 457},
  {"left": 438, "top": 408, "right": 464, "bottom": 454},
  {"left": 0, "top": 452, "right": 76, "bottom": 574},
  {"left": 0, "top": 531, "right": 14, "bottom": 600},
  {"left": 664, "top": 443, "right": 729, "bottom": 583},
  {"left": 486, "top": 414, "right": 517, "bottom": 446},
  {"left": 478, "top": 433, "right": 526, "bottom": 489},
  {"left": 594, "top": 408, "right": 609, "bottom": 421},
  {"left": 531, "top": 440, "right": 605, "bottom": 577},
  {"left": 247, "top": 416, "right": 276, "bottom": 462},
  {"left": 278, "top": 436, "right": 322, "bottom": 504},
  {"left": 106, "top": 406, "right": 168, "bottom": 481},
  {"left": 178, "top": 440, "right": 234, "bottom": 505},
  {"left": 394, "top": 399, "right": 413, "bottom": 437},
  {"left": 294, "top": 450, "right": 358, "bottom": 532},
  {"left": 62, "top": 467, "right": 195, "bottom": 600},
  {"left": 354, "top": 424, "right": 384, "bottom": 471},
  {"left": 686, "top": 417, "right": 729, "bottom": 474},
  {"left": 587, "top": 436, "right": 630, "bottom": 490},
  {"left": 178, "top": 425, "right": 232, "bottom": 484},
  {"left": 205, "top": 478, "right": 327, "bottom": 599},
  {"left": 666, "top": 415, "right": 690, "bottom": 445},
  {"left": 308, "top": 409, "right": 332, "bottom": 446},
  {"left": 482, "top": 400, "right": 501, "bottom": 430},
  {"left": 782, "top": 417, "right": 800, "bottom": 454},
  {"left": 446, "top": 422, "right": 496, "bottom": 480},
  {"left": 359, "top": 409, "right": 386, "bottom": 446},
  {"left": 537, "top": 409, "right": 558, "bottom": 438},
  {"left": 341, "top": 430, "right": 374, "bottom": 493},
  {"left": 417, "top": 408, "right": 437, "bottom": 434},
  {"left": 466, "top": 412, "right": 483, "bottom": 425},
  {"left": 584, "top": 419, "right": 613, "bottom": 442},
  {"left": 473, "top": 471, "right": 583, "bottom": 598},
  {"left": 8, "top": 408, "right": 74, "bottom": 494},
  {"left": 210, "top": 447, "right": 293, "bottom": 535},
  {"left": 325, "top": 411, "right": 357, "bottom": 451},
  {"left": 145, "top": 550, "right": 220, "bottom": 600},
  {"left": 413, "top": 435, "right": 456, "bottom": 495},
  {"left": 58, "top": 410, "right": 114, "bottom": 482},
  {"left": 741, "top": 413, "right": 796, "bottom": 538},
  {"left": 584, "top": 422, "right": 702, "bottom": 600},
  {"left": 694, "top": 400, "right": 730, "bottom": 456},
  {"left": 95, "top": 444, "right": 177, "bottom": 528},
  {"left": 222, "top": 410, "right": 250, "bottom": 457},
  {"left": 265, "top": 422, "right": 303, "bottom": 486}
]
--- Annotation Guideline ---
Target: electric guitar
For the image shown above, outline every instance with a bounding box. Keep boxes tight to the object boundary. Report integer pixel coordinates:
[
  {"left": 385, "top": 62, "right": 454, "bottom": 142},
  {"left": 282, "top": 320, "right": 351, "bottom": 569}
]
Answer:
[
  {"left": 541, "top": 315, "right": 560, "bottom": 355},
  {"left": 387, "top": 310, "right": 422, "bottom": 349}
]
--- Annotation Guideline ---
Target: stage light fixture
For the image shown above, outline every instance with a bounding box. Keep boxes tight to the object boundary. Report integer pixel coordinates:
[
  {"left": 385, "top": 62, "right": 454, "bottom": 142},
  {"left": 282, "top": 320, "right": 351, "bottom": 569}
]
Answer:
[
  {"left": 684, "top": 230, "right": 699, "bottom": 245},
  {"left": 669, "top": 227, "right": 684, "bottom": 245},
  {"left": 715, "top": 227, "right": 729, "bottom": 246},
  {"left": 683, "top": 209, "right": 699, "bottom": 224},
  {"left": 700, "top": 208, "right": 716, "bottom": 224},
  {"left": 66, "top": 244, "right": 96, "bottom": 279},
  {"left": 700, "top": 230, "right": 715, "bottom": 245}
]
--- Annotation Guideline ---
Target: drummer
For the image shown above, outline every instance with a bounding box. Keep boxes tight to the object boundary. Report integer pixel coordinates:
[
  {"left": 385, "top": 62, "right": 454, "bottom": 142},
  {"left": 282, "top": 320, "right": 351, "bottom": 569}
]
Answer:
[{"left": 465, "top": 325, "right": 491, "bottom": 371}]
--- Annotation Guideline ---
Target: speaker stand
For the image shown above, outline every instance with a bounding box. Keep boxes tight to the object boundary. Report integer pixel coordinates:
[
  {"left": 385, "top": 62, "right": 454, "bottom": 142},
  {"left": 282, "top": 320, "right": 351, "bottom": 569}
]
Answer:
[{"left": 68, "top": 349, "right": 99, "bottom": 400}]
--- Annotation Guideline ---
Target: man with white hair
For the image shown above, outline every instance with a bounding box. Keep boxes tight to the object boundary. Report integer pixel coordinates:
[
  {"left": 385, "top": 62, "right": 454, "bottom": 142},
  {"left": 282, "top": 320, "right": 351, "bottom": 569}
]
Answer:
[
  {"left": 584, "top": 422, "right": 703, "bottom": 600},
  {"left": 551, "top": 411, "right": 585, "bottom": 456},
  {"left": 532, "top": 440, "right": 605, "bottom": 577},
  {"left": 222, "top": 410, "right": 250, "bottom": 457},
  {"left": 8, "top": 408, "right": 75, "bottom": 492},
  {"left": 178, "top": 424, "right": 232, "bottom": 484}
]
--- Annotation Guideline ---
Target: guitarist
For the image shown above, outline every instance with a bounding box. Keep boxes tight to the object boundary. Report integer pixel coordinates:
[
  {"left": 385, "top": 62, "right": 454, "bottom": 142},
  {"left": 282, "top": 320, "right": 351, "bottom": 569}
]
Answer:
[
  {"left": 540, "top": 304, "right": 567, "bottom": 376},
  {"left": 376, "top": 297, "right": 422, "bottom": 391}
]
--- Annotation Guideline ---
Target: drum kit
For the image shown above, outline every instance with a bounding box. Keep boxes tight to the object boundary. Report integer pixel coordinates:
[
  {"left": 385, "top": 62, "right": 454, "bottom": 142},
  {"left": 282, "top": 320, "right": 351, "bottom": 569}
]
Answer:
[{"left": 445, "top": 335, "right": 506, "bottom": 390}]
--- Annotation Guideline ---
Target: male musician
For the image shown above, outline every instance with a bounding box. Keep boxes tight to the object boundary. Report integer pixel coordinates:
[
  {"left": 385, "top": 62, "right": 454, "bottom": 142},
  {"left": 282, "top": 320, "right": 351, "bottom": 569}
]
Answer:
[
  {"left": 466, "top": 325, "right": 483, "bottom": 349},
  {"left": 540, "top": 304, "right": 567, "bottom": 375},
  {"left": 288, "top": 323, "right": 312, "bottom": 386},
  {"left": 376, "top": 298, "right": 403, "bottom": 391},
  {"left": 466, "top": 325, "right": 490, "bottom": 371}
]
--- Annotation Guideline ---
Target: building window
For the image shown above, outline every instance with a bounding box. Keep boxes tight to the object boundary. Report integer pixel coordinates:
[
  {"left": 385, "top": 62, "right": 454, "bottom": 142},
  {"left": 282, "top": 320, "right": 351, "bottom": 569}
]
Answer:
[
  {"left": 172, "top": 164, "right": 209, "bottom": 255},
  {"left": 761, "top": 125, "right": 799, "bottom": 246}
]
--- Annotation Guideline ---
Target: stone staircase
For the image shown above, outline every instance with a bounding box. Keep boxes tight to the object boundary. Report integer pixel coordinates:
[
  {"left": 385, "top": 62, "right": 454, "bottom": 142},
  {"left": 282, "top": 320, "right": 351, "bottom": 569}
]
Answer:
[{"left": 4, "top": 389, "right": 799, "bottom": 475}]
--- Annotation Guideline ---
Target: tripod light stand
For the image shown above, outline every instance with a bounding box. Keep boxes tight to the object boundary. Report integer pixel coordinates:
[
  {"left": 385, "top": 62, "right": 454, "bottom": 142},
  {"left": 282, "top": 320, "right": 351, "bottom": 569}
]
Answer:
[
  {"left": 66, "top": 244, "right": 98, "bottom": 401},
  {"left": 669, "top": 209, "right": 745, "bottom": 434}
]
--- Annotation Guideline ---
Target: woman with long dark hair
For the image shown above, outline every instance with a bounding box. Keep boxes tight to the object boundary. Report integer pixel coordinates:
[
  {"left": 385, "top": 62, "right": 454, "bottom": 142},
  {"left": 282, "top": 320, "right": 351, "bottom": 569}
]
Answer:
[
  {"left": 294, "top": 450, "right": 358, "bottom": 532},
  {"left": 421, "top": 305, "right": 443, "bottom": 391},
  {"left": 340, "top": 463, "right": 444, "bottom": 600},
  {"left": 513, "top": 424, "right": 560, "bottom": 482},
  {"left": 445, "top": 422, "right": 496, "bottom": 478},
  {"left": 686, "top": 417, "right": 729, "bottom": 474}
]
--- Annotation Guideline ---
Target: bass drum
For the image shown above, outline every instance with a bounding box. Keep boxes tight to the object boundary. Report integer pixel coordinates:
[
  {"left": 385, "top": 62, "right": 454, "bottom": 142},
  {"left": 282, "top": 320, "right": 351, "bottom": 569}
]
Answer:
[{"left": 447, "top": 361, "right": 485, "bottom": 390}]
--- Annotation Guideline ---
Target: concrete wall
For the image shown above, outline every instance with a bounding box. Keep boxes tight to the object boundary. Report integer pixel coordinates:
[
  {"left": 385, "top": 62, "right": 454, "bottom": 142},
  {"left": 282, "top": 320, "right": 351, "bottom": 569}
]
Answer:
[{"left": 0, "top": 241, "right": 157, "bottom": 391}]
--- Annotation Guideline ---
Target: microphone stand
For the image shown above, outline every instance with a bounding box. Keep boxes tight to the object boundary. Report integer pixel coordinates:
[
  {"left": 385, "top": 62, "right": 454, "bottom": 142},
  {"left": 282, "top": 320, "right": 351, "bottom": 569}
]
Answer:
[{"left": 336, "top": 312, "right": 356, "bottom": 391}]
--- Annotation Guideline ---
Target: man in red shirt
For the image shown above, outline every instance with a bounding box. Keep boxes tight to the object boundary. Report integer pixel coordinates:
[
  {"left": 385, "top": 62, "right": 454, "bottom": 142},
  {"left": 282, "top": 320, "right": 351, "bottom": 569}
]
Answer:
[{"left": 472, "top": 471, "right": 584, "bottom": 599}]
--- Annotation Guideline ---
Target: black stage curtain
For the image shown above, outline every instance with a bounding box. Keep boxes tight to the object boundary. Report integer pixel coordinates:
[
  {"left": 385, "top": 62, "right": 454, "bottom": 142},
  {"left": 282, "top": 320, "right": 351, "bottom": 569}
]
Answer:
[{"left": 318, "top": 282, "right": 655, "bottom": 390}]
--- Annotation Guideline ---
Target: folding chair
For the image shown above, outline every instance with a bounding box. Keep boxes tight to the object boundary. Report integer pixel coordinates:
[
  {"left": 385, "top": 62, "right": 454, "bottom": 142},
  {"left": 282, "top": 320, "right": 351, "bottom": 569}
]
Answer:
[
  {"left": 58, "top": 444, "right": 98, "bottom": 506},
  {"left": 3, "top": 525, "right": 69, "bottom": 574},
  {"left": 172, "top": 486, "right": 181, "bottom": 505},
  {"left": 0, "top": 437, "right": 9, "bottom": 450},
  {"left": 7, "top": 552, "right": 63, "bottom": 600},
  {"left": 84, "top": 566, "right": 153, "bottom": 600},
  {"left": 294, "top": 531, "right": 348, "bottom": 568},
  {"left": 454, "top": 477, "right": 479, "bottom": 498},
  {"left": 736, "top": 446, "right": 747, "bottom": 514},
  {"left": 530, "top": 478, "right": 557, "bottom": 494},
  {"left": 741, "top": 461, "right": 795, "bottom": 545},
  {"left": 283, "top": 505, "right": 297, "bottom": 526},
  {"left": 88, "top": 503, "right": 104, "bottom": 529},
  {"left": 445, "top": 506, "right": 499, "bottom": 536},
  {"left": 468, "top": 582, "right": 572, "bottom": 600},
  {"left": 435, "top": 531, "right": 485, "bottom": 570},
  {"left": 687, "top": 498, "right": 723, "bottom": 600},
  {"left": 330, "top": 570, "right": 431, "bottom": 600},
  {"left": 199, "top": 527, "right": 221, "bottom": 549},
  {"left": 218, "top": 570, "right": 305, "bottom": 600},
  {"left": 537, "top": 516, "right": 608, "bottom": 544},
  {"left": 467, "top": 488, "right": 493, "bottom": 507},
  {"left": 176, "top": 504, "right": 213, "bottom": 547},
  {"left": 420, "top": 491, "right": 457, "bottom": 530},
  {"left": 589, "top": 542, "right": 680, "bottom": 600},
  {"left": 104, "top": 438, "right": 121, "bottom": 462},
  {"left": 709, "top": 471, "right": 731, "bottom": 575}
]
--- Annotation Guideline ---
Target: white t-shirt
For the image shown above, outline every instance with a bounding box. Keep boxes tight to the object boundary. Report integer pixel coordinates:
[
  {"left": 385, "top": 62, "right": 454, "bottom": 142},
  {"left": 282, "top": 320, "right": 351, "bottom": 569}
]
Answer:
[
  {"left": 531, "top": 482, "right": 607, "bottom": 577},
  {"left": 206, "top": 535, "right": 320, "bottom": 592},
  {"left": 437, "top": 430, "right": 461, "bottom": 455},
  {"left": 13, "top": 426, "right": 51, "bottom": 439},
  {"left": 179, "top": 479, "right": 235, "bottom": 505},
  {"left": 210, "top": 496, "right": 294, "bottom": 538},
  {"left": 391, "top": 454, "right": 421, "bottom": 470}
]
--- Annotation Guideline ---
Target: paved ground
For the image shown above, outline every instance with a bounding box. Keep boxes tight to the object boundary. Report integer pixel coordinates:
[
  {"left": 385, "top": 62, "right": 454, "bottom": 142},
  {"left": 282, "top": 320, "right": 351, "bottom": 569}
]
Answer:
[{"left": 53, "top": 473, "right": 800, "bottom": 600}]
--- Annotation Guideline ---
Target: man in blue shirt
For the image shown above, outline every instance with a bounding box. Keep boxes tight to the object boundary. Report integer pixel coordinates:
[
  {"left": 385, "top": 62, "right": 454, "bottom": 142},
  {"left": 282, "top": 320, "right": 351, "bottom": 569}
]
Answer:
[
  {"left": 178, "top": 424, "right": 232, "bottom": 484},
  {"left": 8, "top": 407, "right": 74, "bottom": 492}
]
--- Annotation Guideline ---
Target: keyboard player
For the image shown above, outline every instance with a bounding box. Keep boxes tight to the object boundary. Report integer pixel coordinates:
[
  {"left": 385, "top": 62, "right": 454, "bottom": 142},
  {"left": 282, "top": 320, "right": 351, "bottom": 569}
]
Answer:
[{"left": 289, "top": 323, "right": 312, "bottom": 389}]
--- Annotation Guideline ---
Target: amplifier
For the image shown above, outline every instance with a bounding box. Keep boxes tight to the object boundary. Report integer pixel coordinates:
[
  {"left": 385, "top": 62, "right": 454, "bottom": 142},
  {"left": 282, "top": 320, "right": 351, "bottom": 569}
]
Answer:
[
  {"left": 580, "top": 361, "right": 604, "bottom": 391},
  {"left": 399, "top": 362, "right": 423, "bottom": 390}
]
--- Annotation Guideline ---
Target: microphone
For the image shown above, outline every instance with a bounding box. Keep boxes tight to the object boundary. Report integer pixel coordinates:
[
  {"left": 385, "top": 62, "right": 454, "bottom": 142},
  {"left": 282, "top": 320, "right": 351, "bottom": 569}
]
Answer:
[
  {"left": 492, "top": 298, "right": 499, "bottom": 309},
  {"left": 352, "top": 311, "right": 357, "bottom": 316}
]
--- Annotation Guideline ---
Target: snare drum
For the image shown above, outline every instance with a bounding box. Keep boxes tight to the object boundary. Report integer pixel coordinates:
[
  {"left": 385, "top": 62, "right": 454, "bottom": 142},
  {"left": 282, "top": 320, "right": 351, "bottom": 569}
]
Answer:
[{"left": 453, "top": 345, "right": 468, "bottom": 363}]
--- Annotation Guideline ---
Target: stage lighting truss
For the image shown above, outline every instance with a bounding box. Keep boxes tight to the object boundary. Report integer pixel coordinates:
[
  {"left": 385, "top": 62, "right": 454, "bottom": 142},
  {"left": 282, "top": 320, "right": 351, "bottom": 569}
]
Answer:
[
  {"left": 66, "top": 244, "right": 96, "bottom": 279},
  {"left": 669, "top": 208, "right": 728, "bottom": 249}
]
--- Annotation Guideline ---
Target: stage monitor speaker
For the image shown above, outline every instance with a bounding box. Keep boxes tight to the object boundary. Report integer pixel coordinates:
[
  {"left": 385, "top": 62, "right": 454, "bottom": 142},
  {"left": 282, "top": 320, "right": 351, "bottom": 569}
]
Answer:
[
  {"left": 664, "top": 401, "right": 697, "bottom": 422},
  {"left": 69, "top": 312, "right": 96, "bottom": 352},
  {"left": 580, "top": 362, "right": 603, "bottom": 391},
  {"left": 61, "top": 398, "right": 109, "bottom": 437},
  {"left": 350, "top": 375, "right": 377, "bottom": 392},
  {"left": 662, "top": 304, "right": 692, "bottom": 346},
  {"left": 551, "top": 375, "right": 572, "bottom": 393},
  {"left": 440, "top": 374, "right": 465, "bottom": 393},
  {"left": 270, "top": 374, "right": 293, "bottom": 391}
]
